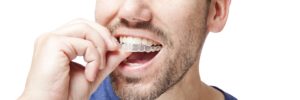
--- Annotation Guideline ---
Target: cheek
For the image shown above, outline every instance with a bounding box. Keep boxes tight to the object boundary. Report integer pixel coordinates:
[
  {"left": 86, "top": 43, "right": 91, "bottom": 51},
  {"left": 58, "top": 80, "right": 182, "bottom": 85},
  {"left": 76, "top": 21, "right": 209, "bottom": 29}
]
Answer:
[
  {"left": 95, "top": 0, "right": 121, "bottom": 25},
  {"left": 151, "top": 0, "right": 207, "bottom": 40},
  {"left": 151, "top": 2, "right": 201, "bottom": 46},
  {"left": 156, "top": 14, "right": 207, "bottom": 53}
]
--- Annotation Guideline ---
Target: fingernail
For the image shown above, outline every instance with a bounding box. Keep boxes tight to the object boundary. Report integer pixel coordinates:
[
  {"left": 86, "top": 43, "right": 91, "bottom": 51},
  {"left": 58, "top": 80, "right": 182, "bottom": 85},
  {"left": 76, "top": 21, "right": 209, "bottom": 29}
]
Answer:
[{"left": 111, "top": 37, "right": 120, "bottom": 48}]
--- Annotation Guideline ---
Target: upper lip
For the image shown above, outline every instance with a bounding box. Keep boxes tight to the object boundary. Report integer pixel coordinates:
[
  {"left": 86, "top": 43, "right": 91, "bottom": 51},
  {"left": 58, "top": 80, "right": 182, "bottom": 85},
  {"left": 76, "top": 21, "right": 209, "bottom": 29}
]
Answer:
[{"left": 112, "top": 27, "right": 163, "bottom": 46}]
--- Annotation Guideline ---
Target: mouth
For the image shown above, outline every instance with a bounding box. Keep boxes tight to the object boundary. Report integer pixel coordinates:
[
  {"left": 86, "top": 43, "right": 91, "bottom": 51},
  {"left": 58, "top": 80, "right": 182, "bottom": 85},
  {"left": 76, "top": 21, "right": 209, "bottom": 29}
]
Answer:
[{"left": 116, "top": 36, "right": 163, "bottom": 75}]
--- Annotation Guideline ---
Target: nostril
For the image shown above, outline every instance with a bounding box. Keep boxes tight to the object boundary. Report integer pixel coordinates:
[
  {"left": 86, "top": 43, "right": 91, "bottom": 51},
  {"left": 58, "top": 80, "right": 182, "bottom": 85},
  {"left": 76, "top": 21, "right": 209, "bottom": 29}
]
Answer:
[
  {"left": 118, "top": 18, "right": 140, "bottom": 27},
  {"left": 129, "top": 17, "right": 142, "bottom": 23},
  {"left": 121, "top": 11, "right": 152, "bottom": 24},
  {"left": 117, "top": 1, "right": 152, "bottom": 24}
]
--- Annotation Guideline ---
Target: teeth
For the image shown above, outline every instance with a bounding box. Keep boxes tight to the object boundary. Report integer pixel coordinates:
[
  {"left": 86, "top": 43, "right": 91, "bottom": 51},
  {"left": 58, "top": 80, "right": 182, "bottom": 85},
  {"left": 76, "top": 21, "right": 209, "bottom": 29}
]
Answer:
[
  {"left": 119, "top": 36, "right": 162, "bottom": 52},
  {"left": 142, "top": 39, "right": 151, "bottom": 46}
]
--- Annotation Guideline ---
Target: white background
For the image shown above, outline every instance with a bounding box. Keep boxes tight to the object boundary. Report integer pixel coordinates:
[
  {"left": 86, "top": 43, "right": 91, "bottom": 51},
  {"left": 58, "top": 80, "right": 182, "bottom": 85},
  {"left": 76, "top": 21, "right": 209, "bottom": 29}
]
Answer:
[{"left": 0, "top": 0, "right": 299, "bottom": 100}]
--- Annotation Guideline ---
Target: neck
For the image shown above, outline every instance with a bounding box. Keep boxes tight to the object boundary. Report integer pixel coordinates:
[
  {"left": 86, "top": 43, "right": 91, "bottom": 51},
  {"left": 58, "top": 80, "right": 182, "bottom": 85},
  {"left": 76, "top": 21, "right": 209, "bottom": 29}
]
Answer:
[{"left": 156, "top": 60, "right": 224, "bottom": 100}]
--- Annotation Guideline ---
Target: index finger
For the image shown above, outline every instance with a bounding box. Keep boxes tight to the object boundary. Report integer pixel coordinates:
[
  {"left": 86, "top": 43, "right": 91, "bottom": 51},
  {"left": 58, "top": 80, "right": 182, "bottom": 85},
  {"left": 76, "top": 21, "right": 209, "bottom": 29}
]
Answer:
[{"left": 53, "top": 19, "right": 119, "bottom": 51}]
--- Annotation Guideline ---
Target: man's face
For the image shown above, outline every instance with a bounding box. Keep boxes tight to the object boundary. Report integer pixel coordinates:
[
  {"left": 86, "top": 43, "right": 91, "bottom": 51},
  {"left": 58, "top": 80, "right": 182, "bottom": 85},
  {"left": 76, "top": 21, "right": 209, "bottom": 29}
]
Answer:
[{"left": 96, "top": 0, "right": 209, "bottom": 99}]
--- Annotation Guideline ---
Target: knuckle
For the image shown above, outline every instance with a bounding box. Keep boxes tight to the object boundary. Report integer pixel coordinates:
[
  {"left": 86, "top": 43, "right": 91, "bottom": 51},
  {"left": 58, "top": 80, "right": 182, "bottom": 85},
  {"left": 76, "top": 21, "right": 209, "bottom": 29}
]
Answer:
[
  {"left": 35, "top": 33, "right": 50, "bottom": 47},
  {"left": 37, "top": 33, "right": 61, "bottom": 47},
  {"left": 86, "top": 41, "right": 95, "bottom": 48},
  {"left": 48, "top": 35, "right": 61, "bottom": 42},
  {"left": 35, "top": 33, "right": 48, "bottom": 43}
]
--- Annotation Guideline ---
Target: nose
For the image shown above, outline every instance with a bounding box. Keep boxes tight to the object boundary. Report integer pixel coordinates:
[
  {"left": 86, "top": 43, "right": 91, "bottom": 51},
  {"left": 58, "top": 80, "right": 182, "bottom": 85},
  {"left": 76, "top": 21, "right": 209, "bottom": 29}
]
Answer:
[{"left": 117, "top": 0, "right": 152, "bottom": 26}]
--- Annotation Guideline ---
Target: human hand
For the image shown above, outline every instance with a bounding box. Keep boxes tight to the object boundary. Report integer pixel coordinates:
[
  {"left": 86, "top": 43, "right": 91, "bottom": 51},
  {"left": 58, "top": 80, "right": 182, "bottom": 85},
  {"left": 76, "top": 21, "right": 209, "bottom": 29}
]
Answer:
[{"left": 19, "top": 19, "right": 130, "bottom": 100}]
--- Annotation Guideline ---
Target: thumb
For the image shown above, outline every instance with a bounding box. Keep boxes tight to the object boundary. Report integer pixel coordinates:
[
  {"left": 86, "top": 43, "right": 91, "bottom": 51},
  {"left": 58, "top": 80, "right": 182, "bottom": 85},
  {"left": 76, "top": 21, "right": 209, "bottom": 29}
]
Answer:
[
  {"left": 103, "top": 50, "right": 131, "bottom": 77},
  {"left": 90, "top": 50, "right": 131, "bottom": 92}
]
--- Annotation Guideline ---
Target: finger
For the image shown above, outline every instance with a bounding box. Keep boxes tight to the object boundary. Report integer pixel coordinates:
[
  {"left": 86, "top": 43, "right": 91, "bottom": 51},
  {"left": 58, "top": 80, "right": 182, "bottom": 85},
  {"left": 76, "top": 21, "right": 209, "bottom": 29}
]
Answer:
[
  {"left": 91, "top": 50, "right": 131, "bottom": 91},
  {"left": 69, "top": 62, "right": 91, "bottom": 98},
  {"left": 83, "top": 45, "right": 100, "bottom": 82},
  {"left": 55, "top": 19, "right": 119, "bottom": 51},
  {"left": 53, "top": 23, "right": 110, "bottom": 69},
  {"left": 104, "top": 50, "right": 132, "bottom": 76},
  {"left": 61, "top": 37, "right": 101, "bottom": 82},
  {"left": 68, "top": 19, "right": 119, "bottom": 50}
]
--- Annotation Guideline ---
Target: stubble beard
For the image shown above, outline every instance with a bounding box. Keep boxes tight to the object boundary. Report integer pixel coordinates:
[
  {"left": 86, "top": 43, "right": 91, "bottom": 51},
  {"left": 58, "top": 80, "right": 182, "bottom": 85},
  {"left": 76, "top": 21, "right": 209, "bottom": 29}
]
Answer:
[
  {"left": 109, "top": 10, "right": 208, "bottom": 100},
  {"left": 110, "top": 47, "right": 199, "bottom": 100},
  {"left": 110, "top": 29, "right": 207, "bottom": 100}
]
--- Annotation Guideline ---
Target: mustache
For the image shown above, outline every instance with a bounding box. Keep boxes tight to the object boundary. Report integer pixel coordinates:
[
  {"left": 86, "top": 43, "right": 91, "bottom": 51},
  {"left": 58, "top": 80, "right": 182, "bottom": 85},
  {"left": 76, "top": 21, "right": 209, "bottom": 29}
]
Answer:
[{"left": 107, "top": 19, "right": 168, "bottom": 43}]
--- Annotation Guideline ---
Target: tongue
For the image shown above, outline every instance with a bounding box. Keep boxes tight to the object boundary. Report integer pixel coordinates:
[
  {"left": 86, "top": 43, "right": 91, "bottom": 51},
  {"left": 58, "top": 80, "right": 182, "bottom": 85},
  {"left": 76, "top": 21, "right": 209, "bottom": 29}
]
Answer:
[{"left": 125, "top": 52, "right": 158, "bottom": 64}]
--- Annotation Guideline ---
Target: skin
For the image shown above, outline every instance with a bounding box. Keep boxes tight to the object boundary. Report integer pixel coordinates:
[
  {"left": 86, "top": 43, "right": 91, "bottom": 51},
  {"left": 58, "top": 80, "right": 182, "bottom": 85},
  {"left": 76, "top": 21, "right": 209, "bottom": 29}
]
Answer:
[{"left": 19, "top": 0, "right": 230, "bottom": 100}]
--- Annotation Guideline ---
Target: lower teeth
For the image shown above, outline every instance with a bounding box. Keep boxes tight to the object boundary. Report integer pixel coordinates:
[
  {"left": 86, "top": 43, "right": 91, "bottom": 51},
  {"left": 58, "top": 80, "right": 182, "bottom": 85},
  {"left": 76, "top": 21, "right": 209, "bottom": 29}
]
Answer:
[{"left": 120, "top": 43, "right": 162, "bottom": 52}]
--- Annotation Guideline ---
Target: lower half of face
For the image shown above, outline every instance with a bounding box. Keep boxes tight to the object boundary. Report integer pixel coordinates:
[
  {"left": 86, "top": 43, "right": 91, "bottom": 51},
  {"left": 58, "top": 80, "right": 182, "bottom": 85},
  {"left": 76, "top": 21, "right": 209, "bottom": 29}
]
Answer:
[
  {"left": 99, "top": 1, "right": 209, "bottom": 100},
  {"left": 110, "top": 20, "right": 208, "bottom": 100}
]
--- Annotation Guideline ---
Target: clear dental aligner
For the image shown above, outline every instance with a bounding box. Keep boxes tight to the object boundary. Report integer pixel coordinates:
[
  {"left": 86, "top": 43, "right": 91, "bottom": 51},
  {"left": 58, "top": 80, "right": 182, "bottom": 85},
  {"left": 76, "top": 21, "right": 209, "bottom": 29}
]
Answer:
[
  {"left": 120, "top": 43, "right": 162, "bottom": 52},
  {"left": 119, "top": 36, "right": 162, "bottom": 52}
]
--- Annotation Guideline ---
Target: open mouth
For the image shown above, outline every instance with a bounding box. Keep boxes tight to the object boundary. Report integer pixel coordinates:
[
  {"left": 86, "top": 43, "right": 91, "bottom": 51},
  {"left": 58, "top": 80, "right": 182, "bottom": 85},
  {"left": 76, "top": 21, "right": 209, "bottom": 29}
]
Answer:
[{"left": 117, "top": 36, "right": 163, "bottom": 67}]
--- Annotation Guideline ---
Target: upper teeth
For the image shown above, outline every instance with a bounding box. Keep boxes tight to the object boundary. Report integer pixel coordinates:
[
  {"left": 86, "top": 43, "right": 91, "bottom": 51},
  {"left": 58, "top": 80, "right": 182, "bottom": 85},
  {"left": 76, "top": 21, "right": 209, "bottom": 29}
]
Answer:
[{"left": 119, "top": 36, "right": 162, "bottom": 52}]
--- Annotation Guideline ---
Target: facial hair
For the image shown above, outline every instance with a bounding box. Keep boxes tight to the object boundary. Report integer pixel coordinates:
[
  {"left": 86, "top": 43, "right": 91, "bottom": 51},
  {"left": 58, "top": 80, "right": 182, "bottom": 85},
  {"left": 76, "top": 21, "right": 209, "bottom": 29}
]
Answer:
[{"left": 107, "top": 13, "right": 208, "bottom": 100}]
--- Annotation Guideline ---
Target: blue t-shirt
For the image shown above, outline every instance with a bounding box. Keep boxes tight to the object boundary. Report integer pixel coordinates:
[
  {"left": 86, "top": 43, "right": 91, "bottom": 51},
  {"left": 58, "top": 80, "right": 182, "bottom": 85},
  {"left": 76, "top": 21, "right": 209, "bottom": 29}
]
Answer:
[{"left": 90, "top": 77, "right": 237, "bottom": 100}]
